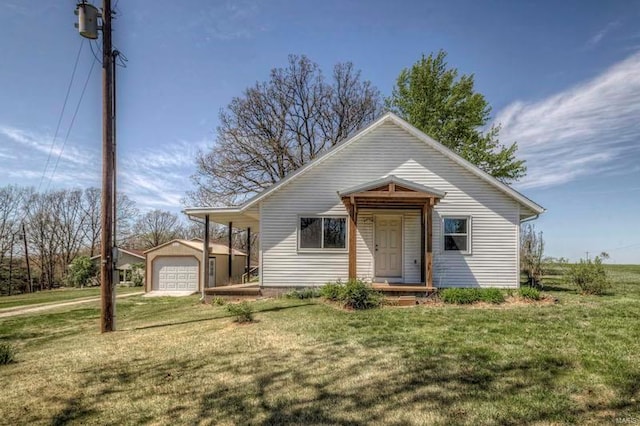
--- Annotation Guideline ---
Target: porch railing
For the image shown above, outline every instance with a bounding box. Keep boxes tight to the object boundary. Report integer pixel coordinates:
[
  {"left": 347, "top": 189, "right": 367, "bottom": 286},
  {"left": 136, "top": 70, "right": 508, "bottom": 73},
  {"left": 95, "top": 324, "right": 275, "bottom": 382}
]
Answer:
[{"left": 242, "top": 266, "right": 259, "bottom": 284}]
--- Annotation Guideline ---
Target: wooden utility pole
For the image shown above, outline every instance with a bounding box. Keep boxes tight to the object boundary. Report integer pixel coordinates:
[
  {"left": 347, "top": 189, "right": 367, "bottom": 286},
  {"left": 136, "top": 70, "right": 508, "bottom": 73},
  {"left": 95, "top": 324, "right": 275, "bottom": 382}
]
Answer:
[
  {"left": 100, "top": 0, "right": 115, "bottom": 332},
  {"left": 22, "top": 222, "right": 31, "bottom": 293},
  {"left": 8, "top": 233, "right": 14, "bottom": 296}
]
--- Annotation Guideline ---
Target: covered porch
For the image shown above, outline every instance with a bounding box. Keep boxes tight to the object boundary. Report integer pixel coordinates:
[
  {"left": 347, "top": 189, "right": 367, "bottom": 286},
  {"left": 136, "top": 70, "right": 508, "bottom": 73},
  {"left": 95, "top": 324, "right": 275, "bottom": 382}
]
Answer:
[
  {"left": 339, "top": 175, "right": 445, "bottom": 290},
  {"left": 184, "top": 206, "right": 260, "bottom": 292}
]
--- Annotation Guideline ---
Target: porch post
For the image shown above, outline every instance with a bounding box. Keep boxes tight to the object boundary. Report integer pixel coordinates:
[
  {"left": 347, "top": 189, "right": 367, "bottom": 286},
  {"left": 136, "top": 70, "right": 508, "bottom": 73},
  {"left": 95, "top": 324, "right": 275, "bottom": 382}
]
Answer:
[
  {"left": 427, "top": 199, "right": 434, "bottom": 289},
  {"left": 246, "top": 227, "right": 251, "bottom": 276},
  {"left": 228, "top": 222, "right": 233, "bottom": 282},
  {"left": 203, "top": 215, "right": 210, "bottom": 291},
  {"left": 421, "top": 204, "right": 425, "bottom": 284},
  {"left": 348, "top": 202, "right": 357, "bottom": 280}
]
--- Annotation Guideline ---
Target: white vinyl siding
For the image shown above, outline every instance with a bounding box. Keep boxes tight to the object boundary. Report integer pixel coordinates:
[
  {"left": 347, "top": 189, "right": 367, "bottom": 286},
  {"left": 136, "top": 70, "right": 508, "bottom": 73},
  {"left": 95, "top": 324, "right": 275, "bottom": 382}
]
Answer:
[{"left": 260, "top": 121, "right": 520, "bottom": 288}]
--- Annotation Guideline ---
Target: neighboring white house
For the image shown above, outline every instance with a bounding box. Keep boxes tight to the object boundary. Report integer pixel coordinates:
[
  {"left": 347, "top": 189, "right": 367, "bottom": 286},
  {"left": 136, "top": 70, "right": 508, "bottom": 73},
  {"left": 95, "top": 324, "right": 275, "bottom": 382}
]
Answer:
[{"left": 184, "top": 113, "right": 544, "bottom": 292}]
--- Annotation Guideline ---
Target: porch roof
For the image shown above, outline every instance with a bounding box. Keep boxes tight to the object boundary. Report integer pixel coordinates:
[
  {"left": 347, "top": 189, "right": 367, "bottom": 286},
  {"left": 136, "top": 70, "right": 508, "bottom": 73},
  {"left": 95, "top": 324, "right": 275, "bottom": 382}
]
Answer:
[
  {"left": 339, "top": 175, "right": 446, "bottom": 198},
  {"left": 338, "top": 175, "right": 445, "bottom": 209},
  {"left": 182, "top": 206, "right": 259, "bottom": 229}
]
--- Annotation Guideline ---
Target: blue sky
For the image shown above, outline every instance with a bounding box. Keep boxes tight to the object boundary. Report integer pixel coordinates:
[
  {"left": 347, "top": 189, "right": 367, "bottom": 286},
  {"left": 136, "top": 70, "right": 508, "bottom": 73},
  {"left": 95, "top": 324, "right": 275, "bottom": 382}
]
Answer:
[{"left": 1, "top": 0, "right": 639, "bottom": 263}]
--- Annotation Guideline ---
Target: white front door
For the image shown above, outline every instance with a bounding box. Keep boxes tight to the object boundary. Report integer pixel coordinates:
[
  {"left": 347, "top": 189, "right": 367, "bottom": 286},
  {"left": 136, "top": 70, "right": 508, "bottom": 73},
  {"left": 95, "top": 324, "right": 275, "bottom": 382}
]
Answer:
[{"left": 375, "top": 215, "right": 403, "bottom": 279}]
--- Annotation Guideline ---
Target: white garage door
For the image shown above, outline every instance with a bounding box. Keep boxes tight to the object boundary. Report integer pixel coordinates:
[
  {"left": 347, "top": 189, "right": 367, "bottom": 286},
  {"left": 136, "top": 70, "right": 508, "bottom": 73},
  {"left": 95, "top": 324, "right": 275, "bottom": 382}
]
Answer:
[{"left": 153, "top": 257, "right": 198, "bottom": 291}]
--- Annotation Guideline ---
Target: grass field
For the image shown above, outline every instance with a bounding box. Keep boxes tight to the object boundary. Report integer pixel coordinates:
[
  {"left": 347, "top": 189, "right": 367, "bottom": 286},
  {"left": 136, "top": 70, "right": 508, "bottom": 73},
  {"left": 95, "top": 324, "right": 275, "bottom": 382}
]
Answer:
[
  {"left": 0, "top": 286, "right": 142, "bottom": 310},
  {"left": 0, "top": 265, "right": 638, "bottom": 425}
]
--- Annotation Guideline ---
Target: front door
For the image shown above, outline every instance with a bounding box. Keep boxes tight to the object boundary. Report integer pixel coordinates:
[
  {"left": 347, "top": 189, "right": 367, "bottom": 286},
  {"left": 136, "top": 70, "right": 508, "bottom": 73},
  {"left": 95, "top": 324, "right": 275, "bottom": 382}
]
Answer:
[{"left": 375, "top": 215, "right": 403, "bottom": 279}]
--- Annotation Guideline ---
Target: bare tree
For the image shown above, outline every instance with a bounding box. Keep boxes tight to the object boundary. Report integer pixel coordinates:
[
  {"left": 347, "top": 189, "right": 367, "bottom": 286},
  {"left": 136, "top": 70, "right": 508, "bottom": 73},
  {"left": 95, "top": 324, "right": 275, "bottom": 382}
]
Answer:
[
  {"left": 115, "top": 193, "right": 139, "bottom": 248},
  {"left": 53, "top": 189, "right": 86, "bottom": 269},
  {"left": 0, "top": 186, "right": 25, "bottom": 269},
  {"left": 188, "top": 55, "right": 381, "bottom": 206},
  {"left": 24, "top": 191, "right": 61, "bottom": 290},
  {"left": 0, "top": 186, "right": 27, "bottom": 294},
  {"left": 520, "top": 224, "right": 545, "bottom": 288},
  {"left": 82, "top": 187, "right": 101, "bottom": 257},
  {"left": 133, "top": 210, "right": 183, "bottom": 249},
  {"left": 82, "top": 188, "right": 140, "bottom": 254}
]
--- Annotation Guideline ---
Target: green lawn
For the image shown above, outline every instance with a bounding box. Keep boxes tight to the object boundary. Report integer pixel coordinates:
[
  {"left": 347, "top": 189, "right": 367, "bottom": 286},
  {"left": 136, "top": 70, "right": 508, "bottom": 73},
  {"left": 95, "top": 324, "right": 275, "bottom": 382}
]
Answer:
[
  {"left": 0, "top": 286, "right": 142, "bottom": 310},
  {"left": 0, "top": 265, "right": 638, "bottom": 425}
]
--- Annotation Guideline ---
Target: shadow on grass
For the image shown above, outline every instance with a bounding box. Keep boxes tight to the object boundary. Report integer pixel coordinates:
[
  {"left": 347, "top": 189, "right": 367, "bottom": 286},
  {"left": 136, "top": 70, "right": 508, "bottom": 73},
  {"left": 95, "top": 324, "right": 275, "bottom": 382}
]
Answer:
[
  {"left": 542, "top": 284, "right": 576, "bottom": 293},
  {"left": 50, "top": 397, "right": 97, "bottom": 426},
  {"left": 130, "top": 301, "right": 314, "bottom": 331},
  {"left": 41, "top": 330, "right": 636, "bottom": 425},
  {"left": 34, "top": 298, "right": 640, "bottom": 425}
]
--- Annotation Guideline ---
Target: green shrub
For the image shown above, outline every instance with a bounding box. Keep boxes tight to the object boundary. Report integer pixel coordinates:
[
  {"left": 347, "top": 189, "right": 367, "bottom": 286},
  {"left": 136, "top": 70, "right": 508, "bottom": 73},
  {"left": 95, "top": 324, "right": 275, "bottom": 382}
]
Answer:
[
  {"left": 0, "top": 342, "right": 15, "bottom": 365},
  {"left": 66, "top": 255, "right": 97, "bottom": 288},
  {"left": 226, "top": 302, "right": 254, "bottom": 323},
  {"left": 440, "top": 288, "right": 506, "bottom": 304},
  {"left": 131, "top": 263, "right": 145, "bottom": 287},
  {"left": 284, "top": 288, "right": 320, "bottom": 299},
  {"left": 341, "top": 279, "right": 383, "bottom": 309},
  {"left": 211, "top": 296, "right": 226, "bottom": 306},
  {"left": 320, "top": 279, "right": 383, "bottom": 309},
  {"left": 479, "top": 288, "right": 505, "bottom": 304},
  {"left": 519, "top": 286, "right": 541, "bottom": 300},
  {"left": 320, "top": 282, "right": 344, "bottom": 301},
  {"left": 440, "top": 288, "right": 481, "bottom": 304},
  {"left": 565, "top": 257, "right": 611, "bottom": 295}
]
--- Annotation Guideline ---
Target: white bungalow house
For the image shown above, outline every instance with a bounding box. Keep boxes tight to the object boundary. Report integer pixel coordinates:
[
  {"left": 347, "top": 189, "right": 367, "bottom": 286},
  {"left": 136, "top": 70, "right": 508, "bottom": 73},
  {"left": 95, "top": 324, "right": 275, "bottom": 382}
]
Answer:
[{"left": 184, "top": 113, "right": 544, "bottom": 294}]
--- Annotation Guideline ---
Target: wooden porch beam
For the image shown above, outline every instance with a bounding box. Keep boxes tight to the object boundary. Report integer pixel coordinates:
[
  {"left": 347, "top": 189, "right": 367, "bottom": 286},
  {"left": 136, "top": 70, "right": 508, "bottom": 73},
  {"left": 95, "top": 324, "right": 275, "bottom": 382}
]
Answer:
[
  {"left": 348, "top": 201, "right": 357, "bottom": 280},
  {"left": 427, "top": 199, "right": 434, "bottom": 289},
  {"left": 420, "top": 204, "right": 425, "bottom": 284},
  {"left": 350, "top": 191, "right": 439, "bottom": 199},
  {"left": 203, "top": 215, "right": 210, "bottom": 290},
  {"left": 246, "top": 227, "right": 251, "bottom": 276},
  {"left": 228, "top": 221, "right": 232, "bottom": 281}
]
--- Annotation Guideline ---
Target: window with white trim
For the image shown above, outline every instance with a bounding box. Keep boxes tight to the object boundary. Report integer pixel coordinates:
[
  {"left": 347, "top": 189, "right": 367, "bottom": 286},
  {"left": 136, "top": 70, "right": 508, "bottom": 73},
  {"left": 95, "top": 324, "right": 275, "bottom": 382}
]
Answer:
[
  {"left": 299, "top": 216, "right": 346, "bottom": 250},
  {"left": 443, "top": 217, "right": 470, "bottom": 253}
]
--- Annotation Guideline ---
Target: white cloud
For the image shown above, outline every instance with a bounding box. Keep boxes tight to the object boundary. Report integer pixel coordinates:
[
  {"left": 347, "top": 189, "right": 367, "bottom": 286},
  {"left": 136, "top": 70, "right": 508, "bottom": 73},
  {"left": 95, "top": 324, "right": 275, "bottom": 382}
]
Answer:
[
  {"left": 190, "top": 0, "right": 266, "bottom": 42},
  {"left": 0, "top": 125, "right": 93, "bottom": 165},
  {"left": 0, "top": 123, "right": 207, "bottom": 212},
  {"left": 586, "top": 21, "right": 620, "bottom": 48},
  {"left": 118, "top": 139, "right": 208, "bottom": 211},
  {"left": 495, "top": 51, "right": 640, "bottom": 189},
  {"left": 0, "top": 124, "right": 99, "bottom": 190}
]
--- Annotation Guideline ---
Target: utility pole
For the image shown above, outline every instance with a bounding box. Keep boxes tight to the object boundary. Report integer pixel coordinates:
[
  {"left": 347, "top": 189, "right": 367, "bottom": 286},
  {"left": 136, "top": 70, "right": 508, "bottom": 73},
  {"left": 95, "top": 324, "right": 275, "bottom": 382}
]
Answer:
[
  {"left": 22, "top": 222, "right": 31, "bottom": 293},
  {"left": 8, "top": 232, "right": 14, "bottom": 296},
  {"left": 76, "top": 0, "right": 116, "bottom": 331},
  {"left": 100, "top": 0, "right": 115, "bottom": 332}
]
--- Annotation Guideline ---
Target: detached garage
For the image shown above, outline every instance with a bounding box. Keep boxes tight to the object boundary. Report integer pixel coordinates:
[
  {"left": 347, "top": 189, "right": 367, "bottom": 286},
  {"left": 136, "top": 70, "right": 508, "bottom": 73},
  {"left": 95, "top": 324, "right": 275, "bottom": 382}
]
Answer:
[{"left": 145, "top": 239, "right": 247, "bottom": 293}]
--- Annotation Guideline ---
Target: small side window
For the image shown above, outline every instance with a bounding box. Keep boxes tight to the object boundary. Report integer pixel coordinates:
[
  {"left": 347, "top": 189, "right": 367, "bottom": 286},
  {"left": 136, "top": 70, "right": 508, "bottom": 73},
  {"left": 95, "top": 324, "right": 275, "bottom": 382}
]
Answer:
[{"left": 443, "top": 217, "right": 469, "bottom": 253}]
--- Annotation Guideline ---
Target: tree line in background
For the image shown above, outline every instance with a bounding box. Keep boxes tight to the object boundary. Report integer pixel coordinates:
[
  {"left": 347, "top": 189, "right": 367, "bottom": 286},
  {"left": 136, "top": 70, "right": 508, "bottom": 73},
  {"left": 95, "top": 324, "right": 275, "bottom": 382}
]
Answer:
[{"left": 0, "top": 185, "right": 223, "bottom": 296}]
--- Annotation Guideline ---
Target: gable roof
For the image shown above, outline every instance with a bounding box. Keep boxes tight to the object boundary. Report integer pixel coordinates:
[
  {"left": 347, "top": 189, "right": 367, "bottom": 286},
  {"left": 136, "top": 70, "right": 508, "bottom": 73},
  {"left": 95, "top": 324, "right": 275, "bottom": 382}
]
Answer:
[
  {"left": 90, "top": 247, "right": 145, "bottom": 261},
  {"left": 338, "top": 175, "right": 447, "bottom": 198},
  {"left": 143, "top": 239, "right": 247, "bottom": 256},
  {"left": 185, "top": 113, "right": 544, "bottom": 217}
]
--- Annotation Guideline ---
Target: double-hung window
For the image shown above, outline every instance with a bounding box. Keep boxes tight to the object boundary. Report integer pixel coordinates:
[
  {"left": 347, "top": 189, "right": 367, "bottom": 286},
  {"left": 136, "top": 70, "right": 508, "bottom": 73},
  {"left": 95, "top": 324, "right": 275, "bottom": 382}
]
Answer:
[
  {"left": 299, "top": 216, "right": 347, "bottom": 250},
  {"left": 443, "top": 217, "right": 470, "bottom": 253}
]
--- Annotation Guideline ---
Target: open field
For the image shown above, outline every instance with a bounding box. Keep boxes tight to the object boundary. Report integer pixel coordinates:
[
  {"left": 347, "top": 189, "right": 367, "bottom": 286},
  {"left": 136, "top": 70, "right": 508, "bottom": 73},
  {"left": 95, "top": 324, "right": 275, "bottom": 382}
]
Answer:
[
  {"left": 0, "top": 265, "right": 638, "bottom": 425},
  {"left": 0, "top": 286, "right": 142, "bottom": 310}
]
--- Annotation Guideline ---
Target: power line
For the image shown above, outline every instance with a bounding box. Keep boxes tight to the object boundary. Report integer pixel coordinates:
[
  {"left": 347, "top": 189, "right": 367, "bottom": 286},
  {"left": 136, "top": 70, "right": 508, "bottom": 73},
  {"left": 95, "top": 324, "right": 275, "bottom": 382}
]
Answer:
[
  {"left": 45, "top": 56, "right": 97, "bottom": 191},
  {"left": 37, "top": 39, "right": 84, "bottom": 193},
  {"left": 89, "top": 39, "right": 103, "bottom": 65}
]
